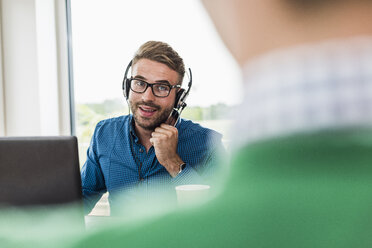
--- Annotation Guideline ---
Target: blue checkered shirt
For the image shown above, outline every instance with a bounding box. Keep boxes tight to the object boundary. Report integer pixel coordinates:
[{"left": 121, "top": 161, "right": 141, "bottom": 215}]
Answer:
[{"left": 81, "top": 115, "right": 224, "bottom": 214}]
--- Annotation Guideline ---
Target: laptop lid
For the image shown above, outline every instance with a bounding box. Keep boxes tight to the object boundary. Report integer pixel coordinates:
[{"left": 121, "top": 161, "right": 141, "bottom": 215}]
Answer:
[{"left": 0, "top": 136, "right": 82, "bottom": 206}]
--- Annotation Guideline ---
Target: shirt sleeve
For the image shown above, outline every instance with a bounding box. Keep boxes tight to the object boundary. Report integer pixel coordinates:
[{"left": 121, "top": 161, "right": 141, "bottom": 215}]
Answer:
[
  {"left": 80, "top": 123, "right": 107, "bottom": 215},
  {"left": 171, "top": 135, "right": 227, "bottom": 186},
  {"left": 170, "top": 163, "right": 203, "bottom": 185}
]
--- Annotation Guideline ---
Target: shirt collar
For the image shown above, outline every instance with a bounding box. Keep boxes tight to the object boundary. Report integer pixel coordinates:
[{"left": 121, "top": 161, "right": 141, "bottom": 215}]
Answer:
[
  {"left": 128, "top": 115, "right": 139, "bottom": 143},
  {"left": 232, "top": 36, "right": 372, "bottom": 148}
]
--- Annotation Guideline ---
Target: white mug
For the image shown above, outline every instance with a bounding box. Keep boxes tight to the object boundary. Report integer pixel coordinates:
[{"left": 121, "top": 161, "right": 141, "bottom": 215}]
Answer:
[{"left": 175, "top": 184, "right": 211, "bottom": 207}]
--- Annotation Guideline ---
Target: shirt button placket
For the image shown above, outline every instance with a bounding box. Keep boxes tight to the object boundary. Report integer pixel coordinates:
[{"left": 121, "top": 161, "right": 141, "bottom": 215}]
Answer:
[{"left": 139, "top": 147, "right": 145, "bottom": 181}]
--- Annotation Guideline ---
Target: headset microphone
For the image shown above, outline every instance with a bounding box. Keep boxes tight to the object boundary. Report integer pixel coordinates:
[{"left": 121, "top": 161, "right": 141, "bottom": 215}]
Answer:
[{"left": 165, "top": 68, "right": 192, "bottom": 126}]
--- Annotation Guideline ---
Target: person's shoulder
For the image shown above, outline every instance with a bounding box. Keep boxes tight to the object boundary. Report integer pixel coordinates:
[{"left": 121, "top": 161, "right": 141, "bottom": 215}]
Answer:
[
  {"left": 178, "top": 118, "right": 222, "bottom": 140},
  {"left": 97, "top": 115, "right": 129, "bottom": 126},
  {"left": 94, "top": 115, "right": 130, "bottom": 134}
]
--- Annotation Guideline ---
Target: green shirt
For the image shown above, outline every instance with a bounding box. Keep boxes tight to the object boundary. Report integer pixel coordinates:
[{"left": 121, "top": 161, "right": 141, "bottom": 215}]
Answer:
[{"left": 72, "top": 128, "right": 372, "bottom": 248}]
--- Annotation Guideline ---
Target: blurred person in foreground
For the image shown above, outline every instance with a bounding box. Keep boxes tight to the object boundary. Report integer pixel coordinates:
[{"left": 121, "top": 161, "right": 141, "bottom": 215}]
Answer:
[{"left": 73, "top": 0, "right": 372, "bottom": 247}]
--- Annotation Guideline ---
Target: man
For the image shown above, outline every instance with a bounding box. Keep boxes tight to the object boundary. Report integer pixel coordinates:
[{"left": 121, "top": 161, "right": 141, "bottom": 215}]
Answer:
[
  {"left": 80, "top": 41, "right": 224, "bottom": 214},
  {"left": 73, "top": 0, "right": 372, "bottom": 247}
]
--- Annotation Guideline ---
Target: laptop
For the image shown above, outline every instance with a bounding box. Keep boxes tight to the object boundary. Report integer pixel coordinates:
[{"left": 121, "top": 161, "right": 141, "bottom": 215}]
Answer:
[{"left": 0, "top": 136, "right": 82, "bottom": 206}]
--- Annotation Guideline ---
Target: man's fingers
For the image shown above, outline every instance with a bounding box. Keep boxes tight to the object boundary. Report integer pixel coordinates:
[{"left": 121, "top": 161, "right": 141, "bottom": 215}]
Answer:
[
  {"left": 153, "top": 128, "right": 170, "bottom": 135},
  {"left": 156, "top": 124, "right": 177, "bottom": 132},
  {"left": 151, "top": 132, "right": 167, "bottom": 138},
  {"left": 160, "top": 123, "right": 174, "bottom": 129},
  {"left": 153, "top": 127, "right": 177, "bottom": 136},
  {"left": 154, "top": 125, "right": 178, "bottom": 137}
]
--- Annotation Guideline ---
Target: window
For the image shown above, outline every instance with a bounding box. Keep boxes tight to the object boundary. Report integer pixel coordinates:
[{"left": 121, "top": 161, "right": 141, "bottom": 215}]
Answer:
[{"left": 70, "top": 0, "right": 242, "bottom": 215}]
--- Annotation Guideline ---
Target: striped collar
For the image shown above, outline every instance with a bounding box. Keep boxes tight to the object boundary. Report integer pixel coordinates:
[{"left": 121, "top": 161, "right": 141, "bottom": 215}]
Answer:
[{"left": 233, "top": 36, "right": 372, "bottom": 148}]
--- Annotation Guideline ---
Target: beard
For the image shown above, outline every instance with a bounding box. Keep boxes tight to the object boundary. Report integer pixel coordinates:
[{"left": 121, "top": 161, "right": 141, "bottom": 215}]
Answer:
[{"left": 130, "top": 100, "right": 173, "bottom": 131}]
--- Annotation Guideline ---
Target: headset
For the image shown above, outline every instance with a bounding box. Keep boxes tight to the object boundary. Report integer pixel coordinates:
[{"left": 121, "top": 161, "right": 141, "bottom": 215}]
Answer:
[{"left": 122, "top": 60, "right": 192, "bottom": 126}]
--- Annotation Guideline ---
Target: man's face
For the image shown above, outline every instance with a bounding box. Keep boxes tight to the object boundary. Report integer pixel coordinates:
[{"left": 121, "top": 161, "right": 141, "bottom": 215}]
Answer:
[{"left": 129, "top": 58, "right": 179, "bottom": 131}]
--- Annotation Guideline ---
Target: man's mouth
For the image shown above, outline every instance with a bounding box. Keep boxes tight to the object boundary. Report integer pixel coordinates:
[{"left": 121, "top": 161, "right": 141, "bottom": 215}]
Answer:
[{"left": 138, "top": 105, "right": 158, "bottom": 117}]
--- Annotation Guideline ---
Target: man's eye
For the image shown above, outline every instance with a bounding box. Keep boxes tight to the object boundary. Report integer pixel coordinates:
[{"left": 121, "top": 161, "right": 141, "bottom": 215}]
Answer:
[
  {"left": 135, "top": 80, "right": 146, "bottom": 87},
  {"left": 157, "top": 85, "right": 169, "bottom": 92}
]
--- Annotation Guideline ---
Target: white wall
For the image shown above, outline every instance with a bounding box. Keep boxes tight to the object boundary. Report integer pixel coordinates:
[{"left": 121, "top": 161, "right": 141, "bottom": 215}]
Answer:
[
  {"left": 0, "top": 2, "right": 5, "bottom": 136},
  {"left": 0, "top": 0, "right": 71, "bottom": 136},
  {"left": 2, "top": 0, "right": 41, "bottom": 135}
]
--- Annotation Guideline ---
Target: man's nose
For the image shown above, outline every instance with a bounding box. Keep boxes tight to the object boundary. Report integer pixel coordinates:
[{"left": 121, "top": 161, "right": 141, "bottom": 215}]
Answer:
[{"left": 141, "top": 85, "right": 156, "bottom": 101}]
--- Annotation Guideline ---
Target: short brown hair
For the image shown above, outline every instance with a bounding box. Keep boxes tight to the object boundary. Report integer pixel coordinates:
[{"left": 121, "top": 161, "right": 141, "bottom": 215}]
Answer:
[{"left": 132, "top": 41, "right": 185, "bottom": 84}]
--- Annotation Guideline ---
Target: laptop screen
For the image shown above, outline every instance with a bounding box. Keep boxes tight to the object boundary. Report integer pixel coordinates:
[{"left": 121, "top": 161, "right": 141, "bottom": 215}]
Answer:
[{"left": 0, "top": 136, "right": 82, "bottom": 206}]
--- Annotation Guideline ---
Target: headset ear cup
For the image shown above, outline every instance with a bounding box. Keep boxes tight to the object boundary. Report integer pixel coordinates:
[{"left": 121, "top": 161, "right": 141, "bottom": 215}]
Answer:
[
  {"left": 122, "top": 78, "right": 129, "bottom": 99},
  {"left": 122, "top": 79, "right": 127, "bottom": 99},
  {"left": 123, "top": 60, "right": 133, "bottom": 100},
  {"left": 125, "top": 78, "right": 130, "bottom": 99},
  {"left": 174, "top": 89, "right": 185, "bottom": 108}
]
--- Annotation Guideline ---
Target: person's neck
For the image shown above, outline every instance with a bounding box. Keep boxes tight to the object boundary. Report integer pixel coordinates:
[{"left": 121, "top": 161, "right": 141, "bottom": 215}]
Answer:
[{"left": 134, "top": 123, "right": 153, "bottom": 152}]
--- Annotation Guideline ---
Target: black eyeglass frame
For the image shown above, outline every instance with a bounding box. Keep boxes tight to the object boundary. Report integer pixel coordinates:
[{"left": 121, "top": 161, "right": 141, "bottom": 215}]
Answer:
[{"left": 129, "top": 78, "right": 181, "bottom": 98}]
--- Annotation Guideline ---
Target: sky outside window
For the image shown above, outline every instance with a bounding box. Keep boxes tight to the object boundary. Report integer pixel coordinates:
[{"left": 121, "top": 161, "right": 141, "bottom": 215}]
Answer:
[{"left": 70, "top": 0, "right": 243, "bottom": 107}]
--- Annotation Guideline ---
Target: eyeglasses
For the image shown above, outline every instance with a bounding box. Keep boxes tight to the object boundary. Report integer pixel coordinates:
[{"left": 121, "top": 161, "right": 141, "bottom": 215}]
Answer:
[{"left": 129, "top": 78, "right": 181, "bottom": 97}]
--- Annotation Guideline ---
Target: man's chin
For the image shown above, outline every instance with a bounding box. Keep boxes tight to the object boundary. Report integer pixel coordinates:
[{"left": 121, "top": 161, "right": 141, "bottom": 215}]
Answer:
[
  {"left": 132, "top": 106, "right": 173, "bottom": 131},
  {"left": 135, "top": 117, "right": 165, "bottom": 131}
]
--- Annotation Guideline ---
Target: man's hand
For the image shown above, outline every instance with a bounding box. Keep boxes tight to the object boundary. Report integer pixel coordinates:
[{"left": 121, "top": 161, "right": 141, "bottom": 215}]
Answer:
[{"left": 150, "top": 123, "right": 184, "bottom": 177}]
